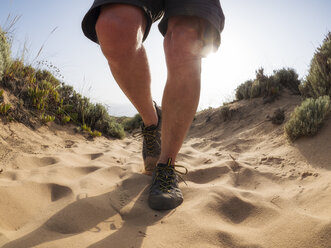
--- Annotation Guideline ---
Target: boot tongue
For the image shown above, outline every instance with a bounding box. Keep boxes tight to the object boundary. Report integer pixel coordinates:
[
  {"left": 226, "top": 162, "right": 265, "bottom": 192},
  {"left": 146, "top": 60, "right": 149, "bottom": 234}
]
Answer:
[
  {"left": 156, "top": 163, "right": 175, "bottom": 177},
  {"left": 143, "top": 124, "right": 158, "bottom": 131},
  {"left": 157, "top": 163, "right": 168, "bottom": 168},
  {"left": 156, "top": 162, "right": 174, "bottom": 169}
]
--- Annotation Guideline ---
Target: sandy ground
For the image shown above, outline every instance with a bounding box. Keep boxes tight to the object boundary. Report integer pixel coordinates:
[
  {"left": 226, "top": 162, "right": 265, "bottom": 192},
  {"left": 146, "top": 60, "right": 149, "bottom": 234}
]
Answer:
[{"left": 0, "top": 92, "right": 330, "bottom": 248}]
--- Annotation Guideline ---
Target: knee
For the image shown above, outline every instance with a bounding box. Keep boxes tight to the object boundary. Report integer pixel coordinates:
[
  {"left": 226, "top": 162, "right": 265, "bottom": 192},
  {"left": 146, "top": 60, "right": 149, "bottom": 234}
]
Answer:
[
  {"left": 164, "top": 19, "right": 204, "bottom": 60},
  {"left": 95, "top": 5, "right": 146, "bottom": 60}
]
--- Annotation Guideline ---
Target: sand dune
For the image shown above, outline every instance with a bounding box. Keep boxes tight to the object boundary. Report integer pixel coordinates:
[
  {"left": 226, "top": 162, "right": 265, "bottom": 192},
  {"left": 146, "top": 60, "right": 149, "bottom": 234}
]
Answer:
[{"left": 0, "top": 92, "right": 330, "bottom": 248}]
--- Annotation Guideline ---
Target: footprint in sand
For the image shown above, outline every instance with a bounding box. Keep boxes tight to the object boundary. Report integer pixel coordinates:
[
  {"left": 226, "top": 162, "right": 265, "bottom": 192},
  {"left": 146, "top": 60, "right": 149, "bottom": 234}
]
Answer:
[
  {"left": 1, "top": 171, "right": 17, "bottom": 181},
  {"left": 186, "top": 166, "right": 230, "bottom": 184},
  {"left": 17, "top": 156, "right": 59, "bottom": 167},
  {"left": 260, "top": 156, "right": 284, "bottom": 165},
  {"left": 219, "top": 196, "right": 256, "bottom": 224},
  {"left": 65, "top": 140, "right": 76, "bottom": 148},
  {"left": 76, "top": 166, "right": 102, "bottom": 174},
  {"left": 47, "top": 183, "right": 73, "bottom": 201},
  {"left": 90, "top": 153, "right": 104, "bottom": 160},
  {"left": 119, "top": 191, "right": 130, "bottom": 207}
]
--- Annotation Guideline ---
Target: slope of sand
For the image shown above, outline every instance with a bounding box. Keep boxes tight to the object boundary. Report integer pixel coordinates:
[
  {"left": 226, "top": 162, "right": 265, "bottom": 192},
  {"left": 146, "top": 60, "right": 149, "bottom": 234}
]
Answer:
[{"left": 0, "top": 92, "right": 330, "bottom": 248}]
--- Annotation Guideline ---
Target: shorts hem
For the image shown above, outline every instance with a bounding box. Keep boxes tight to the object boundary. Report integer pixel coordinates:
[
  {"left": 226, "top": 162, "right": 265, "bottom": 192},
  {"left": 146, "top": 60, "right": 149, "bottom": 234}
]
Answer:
[
  {"left": 158, "top": 8, "right": 225, "bottom": 51},
  {"left": 82, "top": 0, "right": 154, "bottom": 44}
]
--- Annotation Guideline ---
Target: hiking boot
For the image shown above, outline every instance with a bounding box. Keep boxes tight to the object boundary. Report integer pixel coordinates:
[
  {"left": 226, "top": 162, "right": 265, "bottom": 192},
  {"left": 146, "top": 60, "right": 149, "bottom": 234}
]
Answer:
[
  {"left": 148, "top": 158, "right": 188, "bottom": 210},
  {"left": 141, "top": 102, "right": 162, "bottom": 174}
]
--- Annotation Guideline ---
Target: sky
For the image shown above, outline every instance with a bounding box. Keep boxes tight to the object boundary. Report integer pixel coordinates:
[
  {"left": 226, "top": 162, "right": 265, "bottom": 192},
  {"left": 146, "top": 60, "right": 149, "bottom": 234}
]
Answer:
[{"left": 1, "top": 0, "right": 330, "bottom": 116}]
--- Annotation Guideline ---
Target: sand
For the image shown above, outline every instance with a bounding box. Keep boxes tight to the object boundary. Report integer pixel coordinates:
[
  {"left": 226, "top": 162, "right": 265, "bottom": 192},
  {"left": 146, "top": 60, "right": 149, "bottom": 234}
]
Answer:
[{"left": 0, "top": 92, "right": 330, "bottom": 248}]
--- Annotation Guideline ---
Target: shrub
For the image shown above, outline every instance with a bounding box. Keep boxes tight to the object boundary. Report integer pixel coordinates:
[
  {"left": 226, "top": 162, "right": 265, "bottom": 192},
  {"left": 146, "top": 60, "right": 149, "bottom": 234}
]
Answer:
[
  {"left": 235, "top": 82, "right": 248, "bottom": 100},
  {"left": 300, "top": 32, "right": 331, "bottom": 98},
  {"left": 273, "top": 68, "right": 301, "bottom": 95},
  {"left": 0, "top": 26, "right": 126, "bottom": 139},
  {"left": 219, "top": 106, "right": 232, "bottom": 121},
  {"left": 267, "top": 108, "right": 285, "bottom": 125},
  {"left": 61, "top": 115, "right": 71, "bottom": 124},
  {"left": 235, "top": 80, "right": 253, "bottom": 100},
  {"left": 103, "top": 120, "right": 125, "bottom": 139},
  {"left": 90, "top": 130, "right": 102, "bottom": 137},
  {"left": 122, "top": 113, "right": 143, "bottom": 132},
  {"left": 285, "top": 96, "right": 331, "bottom": 141},
  {"left": 0, "top": 27, "right": 11, "bottom": 81},
  {"left": 0, "top": 103, "right": 11, "bottom": 115},
  {"left": 235, "top": 68, "right": 301, "bottom": 101},
  {"left": 235, "top": 68, "right": 279, "bottom": 100},
  {"left": 41, "top": 114, "right": 55, "bottom": 123},
  {"left": 3, "top": 60, "right": 125, "bottom": 138},
  {"left": 75, "top": 102, "right": 125, "bottom": 138},
  {"left": 80, "top": 124, "right": 101, "bottom": 137}
]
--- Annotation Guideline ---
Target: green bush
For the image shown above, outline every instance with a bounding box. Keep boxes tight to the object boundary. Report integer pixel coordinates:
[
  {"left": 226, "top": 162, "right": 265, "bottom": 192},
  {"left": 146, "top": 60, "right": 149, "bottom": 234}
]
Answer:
[
  {"left": 235, "top": 68, "right": 279, "bottom": 100},
  {"left": 103, "top": 120, "right": 125, "bottom": 139},
  {"left": 0, "top": 26, "right": 127, "bottom": 138},
  {"left": 1, "top": 59, "right": 125, "bottom": 138},
  {"left": 0, "top": 27, "right": 11, "bottom": 81},
  {"left": 273, "top": 68, "right": 301, "bottom": 95},
  {"left": 235, "top": 69, "right": 270, "bottom": 100},
  {"left": 122, "top": 113, "right": 142, "bottom": 132},
  {"left": 267, "top": 108, "right": 285, "bottom": 125},
  {"left": 0, "top": 103, "right": 11, "bottom": 115},
  {"left": 59, "top": 91, "right": 125, "bottom": 138},
  {"left": 41, "top": 113, "right": 55, "bottom": 123},
  {"left": 285, "top": 96, "right": 331, "bottom": 141},
  {"left": 61, "top": 115, "right": 71, "bottom": 124},
  {"left": 300, "top": 32, "right": 331, "bottom": 98},
  {"left": 235, "top": 68, "right": 301, "bottom": 101},
  {"left": 235, "top": 80, "right": 253, "bottom": 100},
  {"left": 0, "top": 27, "right": 126, "bottom": 139},
  {"left": 219, "top": 106, "right": 232, "bottom": 121}
]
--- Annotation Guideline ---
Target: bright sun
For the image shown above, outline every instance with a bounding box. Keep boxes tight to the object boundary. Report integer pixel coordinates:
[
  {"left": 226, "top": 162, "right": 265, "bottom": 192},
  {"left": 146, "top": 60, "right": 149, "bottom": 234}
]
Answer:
[{"left": 200, "top": 44, "right": 240, "bottom": 108}]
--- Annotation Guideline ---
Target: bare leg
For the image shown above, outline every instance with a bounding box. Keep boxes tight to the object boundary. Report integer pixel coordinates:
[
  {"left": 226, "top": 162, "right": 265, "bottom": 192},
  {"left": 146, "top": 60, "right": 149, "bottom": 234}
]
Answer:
[
  {"left": 95, "top": 4, "right": 157, "bottom": 126},
  {"left": 159, "top": 16, "right": 205, "bottom": 164}
]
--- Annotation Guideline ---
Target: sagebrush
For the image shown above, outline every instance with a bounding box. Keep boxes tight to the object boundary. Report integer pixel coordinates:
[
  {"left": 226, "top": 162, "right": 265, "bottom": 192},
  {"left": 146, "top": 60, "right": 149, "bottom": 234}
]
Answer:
[
  {"left": 0, "top": 27, "right": 11, "bottom": 81},
  {"left": 235, "top": 67, "right": 300, "bottom": 101},
  {"left": 300, "top": 32, "right": 331, "bottom": 98},
  {"left": 285, "top": 96, "right": 331, "bottom": 141},
  {"left": 121, "top": 113, "right": 142, "bottom": 132},
  {"left": 0, "top": 27, "right": 125, "bottom": 139}
]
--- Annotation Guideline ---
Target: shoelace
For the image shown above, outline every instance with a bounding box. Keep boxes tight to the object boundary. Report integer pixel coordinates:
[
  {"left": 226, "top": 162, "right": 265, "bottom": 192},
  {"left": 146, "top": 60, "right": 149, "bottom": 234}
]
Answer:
[
  {"left": 152, "top": 158, "right": 188, "bottom": 193},
  {"left": 133, "top": 127, "right": 160, "bottom": 154}
]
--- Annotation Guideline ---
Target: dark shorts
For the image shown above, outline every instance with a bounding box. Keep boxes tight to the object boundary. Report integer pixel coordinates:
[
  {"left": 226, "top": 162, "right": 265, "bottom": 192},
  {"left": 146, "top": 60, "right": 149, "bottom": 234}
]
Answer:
[{"left": 82, "top": 0, "right": 225, "bottom": 51}]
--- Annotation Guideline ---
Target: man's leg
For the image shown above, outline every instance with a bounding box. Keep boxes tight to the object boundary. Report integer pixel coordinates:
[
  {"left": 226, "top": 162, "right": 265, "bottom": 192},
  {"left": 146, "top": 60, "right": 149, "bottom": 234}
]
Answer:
[
  {"left": 159, "top": 16, "right": 205, "bottom": 164},
  {"left": 148, "top": 16, "right": 205, "bottom": 211},
  {"left": 95, "top": 4, "right": 158, "bottom": 126}
]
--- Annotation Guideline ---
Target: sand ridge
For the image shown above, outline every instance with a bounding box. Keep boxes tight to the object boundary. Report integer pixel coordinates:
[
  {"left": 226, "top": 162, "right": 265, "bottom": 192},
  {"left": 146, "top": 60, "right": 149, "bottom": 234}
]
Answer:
[{"left": 0, "top": 92, "right": 330, "bottom": 248}]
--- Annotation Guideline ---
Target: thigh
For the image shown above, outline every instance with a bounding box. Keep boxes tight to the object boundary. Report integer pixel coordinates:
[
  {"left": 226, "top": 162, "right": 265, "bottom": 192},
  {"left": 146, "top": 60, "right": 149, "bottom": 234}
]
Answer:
[
  {"left": 159, "top": 0, "right": 225, "bottom": 54},
  {"left": 82, "top": 0, "right": 164, "bottom": 43}
]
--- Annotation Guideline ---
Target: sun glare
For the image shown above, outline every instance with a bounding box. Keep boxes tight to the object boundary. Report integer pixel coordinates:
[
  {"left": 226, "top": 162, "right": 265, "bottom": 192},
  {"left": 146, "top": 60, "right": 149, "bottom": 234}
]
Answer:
[{"left": 200, "top": 49, "right": 235, "bottom": 109}]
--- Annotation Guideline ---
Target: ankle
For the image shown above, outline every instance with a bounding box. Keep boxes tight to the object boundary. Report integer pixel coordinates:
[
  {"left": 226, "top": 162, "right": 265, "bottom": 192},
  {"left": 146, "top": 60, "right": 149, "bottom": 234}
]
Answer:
[
  {"left": 143, "top": 116, "right": 158, "bottom": 127},
  {"left": 158, "top": 157, "right": 176, "bottom": 166},
  {"left": 142, "top": 105, "right": 158, "bottom": 127}
]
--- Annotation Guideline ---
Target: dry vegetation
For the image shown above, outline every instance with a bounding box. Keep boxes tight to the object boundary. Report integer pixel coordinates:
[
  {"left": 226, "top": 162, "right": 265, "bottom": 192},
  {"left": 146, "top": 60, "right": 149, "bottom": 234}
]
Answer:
[
  {"left": 0, "top": 26, "right": 130, "bottom": 139},
  {"left": 235, "top": 32, "right": 331, "bottom": 141},
  {"left": 300, "top": 32, "right": 331, "bottom": 98},
  {"left": 235, "top": 67, "right": 301, "bottom": 103},
  {"left": 285, "top": 96, "right": 330, "bottom": 141}
]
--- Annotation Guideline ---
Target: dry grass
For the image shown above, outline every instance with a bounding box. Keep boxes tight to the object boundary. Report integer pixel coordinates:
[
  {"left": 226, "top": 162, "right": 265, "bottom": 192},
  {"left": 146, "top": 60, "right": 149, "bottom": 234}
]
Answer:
[{"left": 0, "top": 26, "right": 125, "bottom": 139}]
